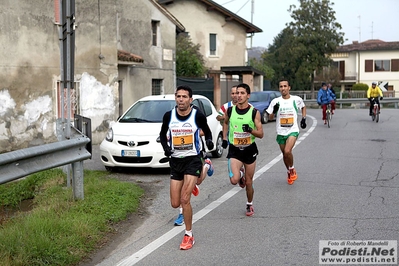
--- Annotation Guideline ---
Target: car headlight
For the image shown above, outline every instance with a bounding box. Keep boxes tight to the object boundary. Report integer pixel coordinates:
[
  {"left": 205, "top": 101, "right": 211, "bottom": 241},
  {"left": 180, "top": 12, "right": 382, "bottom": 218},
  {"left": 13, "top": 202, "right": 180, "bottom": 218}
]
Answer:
[{"left": 105, "top": 128, "right": 113, "bottom": 142}]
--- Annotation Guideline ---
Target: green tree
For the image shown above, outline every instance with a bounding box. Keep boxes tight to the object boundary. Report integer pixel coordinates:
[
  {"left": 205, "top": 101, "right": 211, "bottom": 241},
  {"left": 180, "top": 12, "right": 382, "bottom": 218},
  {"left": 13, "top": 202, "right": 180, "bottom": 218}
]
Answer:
[
  {"left": 247, "top": 57, "right": 274, "bottom": 81},
  {"left": 287, "top": 0, "right": 345, "bottom": 93},
  {"left": 263, "top": 27, "right": 307, "bottom": 90},
  {"left": 260, "top": 27, "right": 317, "bottom": 90},
  {"left": 261, "top": 0, "right": 345, "bottom": 91},
  {"left": 176, "top": 34, "right": 206, "bottom": 77}
]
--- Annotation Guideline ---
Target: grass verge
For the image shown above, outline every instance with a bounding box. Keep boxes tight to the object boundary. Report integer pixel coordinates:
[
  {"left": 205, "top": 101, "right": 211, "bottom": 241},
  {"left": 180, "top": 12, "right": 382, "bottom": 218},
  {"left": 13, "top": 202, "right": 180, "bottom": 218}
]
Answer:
[{"left": 0, "top": 168, "right": 144, "bottom": 266}]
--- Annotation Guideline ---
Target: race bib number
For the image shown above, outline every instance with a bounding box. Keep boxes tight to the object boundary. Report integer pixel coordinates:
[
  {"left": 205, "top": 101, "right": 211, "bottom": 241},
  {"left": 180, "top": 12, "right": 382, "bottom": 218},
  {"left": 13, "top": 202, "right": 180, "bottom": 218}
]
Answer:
[
  {"left": 233, "top": 132, "right": 251, "bottom": 147},
  {"left": 172, "top": 134, "right": 193, "bottom": 150},
  {"left": 280, "top": 117, "right": 294, "bottom": 127}
]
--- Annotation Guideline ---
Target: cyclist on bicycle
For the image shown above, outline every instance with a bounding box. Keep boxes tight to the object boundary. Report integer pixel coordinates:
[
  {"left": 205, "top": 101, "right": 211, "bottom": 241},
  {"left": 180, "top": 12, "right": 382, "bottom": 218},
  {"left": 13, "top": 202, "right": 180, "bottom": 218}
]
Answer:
[
  {"left": 317, "top": 82, "right": 335, "bottom": 125},
  {"left": 367, "top": 81, "right": 383, "bottom": 116},
  {"left": 327, "top": 83, "right": 337, "bottom": 99}
]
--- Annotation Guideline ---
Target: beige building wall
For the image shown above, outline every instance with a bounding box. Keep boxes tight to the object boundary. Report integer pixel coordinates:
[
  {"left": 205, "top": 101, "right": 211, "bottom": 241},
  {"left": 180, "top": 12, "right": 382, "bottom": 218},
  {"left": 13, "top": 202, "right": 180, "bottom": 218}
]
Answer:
[
  {"left": 0, "top": 0, "right": 178, "bottom": 153},
  {"left": 117, "top": 0, "right": 178, "bottom": 112},
  {"left": 0, "top": 0, "right": 121, "bottom": 152},
  {"left": 332, "top": 49, "right": 399, "bottom": 91},
  {"left": 358, "top": 50, "right": 399, "bottom": 89},
  {"left": 160, "top": 0, "right": 248, "bottom": 70}
]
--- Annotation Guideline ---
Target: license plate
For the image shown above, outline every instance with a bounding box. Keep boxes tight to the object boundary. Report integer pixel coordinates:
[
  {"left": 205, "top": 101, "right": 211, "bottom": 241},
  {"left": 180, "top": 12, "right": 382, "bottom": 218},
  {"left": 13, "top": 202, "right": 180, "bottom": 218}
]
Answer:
[{"left": 121, "top": 150, "right": 140, "bottom": 157}]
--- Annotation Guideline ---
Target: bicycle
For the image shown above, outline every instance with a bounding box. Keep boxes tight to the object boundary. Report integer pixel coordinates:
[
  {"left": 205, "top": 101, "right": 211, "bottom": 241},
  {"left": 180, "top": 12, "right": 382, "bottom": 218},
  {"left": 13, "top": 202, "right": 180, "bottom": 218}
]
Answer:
[
  {"left": 370, "top": 98, "right": 380, "bottom": 123},
  {"left": 325, "top": 103, "right": 332, "bottom": 128}
]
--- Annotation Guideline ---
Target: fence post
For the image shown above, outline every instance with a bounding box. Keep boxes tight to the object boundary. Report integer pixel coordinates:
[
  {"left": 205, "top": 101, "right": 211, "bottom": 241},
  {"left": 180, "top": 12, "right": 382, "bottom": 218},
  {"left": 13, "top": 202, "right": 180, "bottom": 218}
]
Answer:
[
  {"left": 72, "top": 161, "right": 84, "bottom": 200},
  {"left": 339, "top": 91, "right": 342, "bottom": 109},
  {"left": 66, "top": 165, "right": 72, "bottom": 188}
]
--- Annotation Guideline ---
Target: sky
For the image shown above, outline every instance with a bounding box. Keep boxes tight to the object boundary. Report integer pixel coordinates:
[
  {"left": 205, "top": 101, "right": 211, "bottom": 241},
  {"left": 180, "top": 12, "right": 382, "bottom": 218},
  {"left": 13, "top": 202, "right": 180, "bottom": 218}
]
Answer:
[{"left": 212, "top": 0, "right": 399, "bottom": 48}]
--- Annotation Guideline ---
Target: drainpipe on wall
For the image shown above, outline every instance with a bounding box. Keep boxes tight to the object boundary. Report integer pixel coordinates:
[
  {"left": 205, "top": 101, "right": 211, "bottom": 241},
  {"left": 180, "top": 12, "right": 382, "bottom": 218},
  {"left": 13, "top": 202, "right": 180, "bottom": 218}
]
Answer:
[{"left": 356, "top": 51, "right": 360, "bottom": 83}]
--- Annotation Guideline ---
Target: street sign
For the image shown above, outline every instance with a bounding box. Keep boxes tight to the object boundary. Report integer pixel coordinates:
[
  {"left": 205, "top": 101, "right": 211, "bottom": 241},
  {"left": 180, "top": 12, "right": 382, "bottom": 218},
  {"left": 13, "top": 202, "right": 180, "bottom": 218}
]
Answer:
[{"left": 378, "top": 81, "right": 388, "bottom": 91}]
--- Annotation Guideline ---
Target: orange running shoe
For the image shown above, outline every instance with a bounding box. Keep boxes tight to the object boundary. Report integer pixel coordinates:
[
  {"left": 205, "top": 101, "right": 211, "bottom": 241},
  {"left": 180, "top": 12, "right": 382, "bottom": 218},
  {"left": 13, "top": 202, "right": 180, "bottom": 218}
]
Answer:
[
  {"left": 287, "top": 168, "right": 297, "bottom": 185},
  {"left": 287, "top": 171, "right": 292, "bottom": 184},
  {"left": 180, "top": 234, "right": 195, "bottom": 250},
  {"left": 192, "top": 185, "right": 200, "bottom": 196}
]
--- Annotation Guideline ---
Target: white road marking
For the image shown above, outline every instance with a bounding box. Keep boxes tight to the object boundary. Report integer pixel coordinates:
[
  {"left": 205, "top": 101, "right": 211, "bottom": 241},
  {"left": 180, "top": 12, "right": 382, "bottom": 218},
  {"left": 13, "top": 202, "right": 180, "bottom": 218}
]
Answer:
[{"left": 116, "top": 115, "right": 317, "bottom": 266}]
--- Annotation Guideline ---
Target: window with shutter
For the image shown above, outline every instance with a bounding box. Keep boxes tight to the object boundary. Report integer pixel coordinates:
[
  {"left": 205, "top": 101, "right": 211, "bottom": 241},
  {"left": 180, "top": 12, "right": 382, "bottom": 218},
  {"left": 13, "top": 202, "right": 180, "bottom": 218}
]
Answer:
[
  {"left": 210, "top": 34, "right": 216, "bottom": 55},
  {"left": 339, "top": 60, "right": 345, "bottom": 79},
  {"left": 365, "top": 60, "right": 373, "bottom": 72},
  {"left": 391, "top": 59, "right": 399, "bottom": 71},
  {"left": 152, "top": 21, "right": 159, "bottom": 46},
  {"left": 375, "top": 60, "right": 390, "bottom": 71},
  {"left": 152, "top": 79, "right": 163, "bottom": 95}
]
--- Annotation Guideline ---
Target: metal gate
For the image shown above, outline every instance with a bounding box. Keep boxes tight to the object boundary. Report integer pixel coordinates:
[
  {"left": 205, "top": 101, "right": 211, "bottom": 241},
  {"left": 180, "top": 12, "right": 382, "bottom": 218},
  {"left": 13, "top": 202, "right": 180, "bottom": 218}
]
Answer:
[
  {"left": 220, "top": 77, "right": 241, "bottom": 105},
  {"left": 177, "top": 77, "right": 214, "bottom": 102}
]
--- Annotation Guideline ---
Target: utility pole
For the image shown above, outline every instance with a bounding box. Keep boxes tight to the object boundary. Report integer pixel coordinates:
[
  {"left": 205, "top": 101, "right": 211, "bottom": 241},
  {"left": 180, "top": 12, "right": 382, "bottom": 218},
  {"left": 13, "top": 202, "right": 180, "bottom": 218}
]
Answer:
[
  {"left": 371, "top": 21, "right": 374, "bottom": 39},
  {"left": 58, "top": 0, "right": 84, "bottom": 200},
  {"left": 357, "top": 15, "right": 361, "bottom": 42},
  {"left": 59, "top": 0, "right": 76, "bottom": 140},
  {"left": 250, "top": 0, "right": 254, "bottom": 48}
]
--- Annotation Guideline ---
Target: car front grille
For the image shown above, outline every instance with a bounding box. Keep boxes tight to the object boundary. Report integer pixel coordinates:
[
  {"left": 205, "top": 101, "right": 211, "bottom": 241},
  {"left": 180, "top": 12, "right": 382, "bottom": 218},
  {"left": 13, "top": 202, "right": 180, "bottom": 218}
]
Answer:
[
  {"left": 118, "top": 141, "right": 150, "bottom": 147},
  {"left": 113, "top": 156, "right": 152, "bottom": 164}
]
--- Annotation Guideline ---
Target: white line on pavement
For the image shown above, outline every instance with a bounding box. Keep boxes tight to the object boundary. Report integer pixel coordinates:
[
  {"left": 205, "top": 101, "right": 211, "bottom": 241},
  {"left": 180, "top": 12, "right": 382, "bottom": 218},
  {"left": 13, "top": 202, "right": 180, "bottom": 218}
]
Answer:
[{"left": 116, "top": 115, "right": 317, "bottom": 266}]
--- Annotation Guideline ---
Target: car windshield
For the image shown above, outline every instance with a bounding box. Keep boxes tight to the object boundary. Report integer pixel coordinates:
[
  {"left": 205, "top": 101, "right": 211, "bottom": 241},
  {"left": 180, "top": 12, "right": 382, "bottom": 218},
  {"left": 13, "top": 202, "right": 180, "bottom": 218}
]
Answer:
[
  {"left": 249, "top": 93, "right": 270, "bottom": 102},
  {"left": 119, "top": 100, "right": 176, "bottom": 123}
]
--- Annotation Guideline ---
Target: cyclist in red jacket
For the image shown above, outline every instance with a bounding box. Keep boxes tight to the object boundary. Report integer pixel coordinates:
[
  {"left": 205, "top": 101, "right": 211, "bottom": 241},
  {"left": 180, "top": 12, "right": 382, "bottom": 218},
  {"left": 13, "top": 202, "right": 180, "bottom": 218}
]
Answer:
[{"left": 317, "top": 82, "right": 335, "bottom": 124}]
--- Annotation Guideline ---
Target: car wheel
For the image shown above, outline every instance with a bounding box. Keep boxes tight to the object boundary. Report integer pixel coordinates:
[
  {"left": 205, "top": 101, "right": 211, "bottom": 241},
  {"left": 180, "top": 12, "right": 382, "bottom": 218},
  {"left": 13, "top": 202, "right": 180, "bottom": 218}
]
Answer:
[
  {"left": 211, "top": 133, "right": 223, "bottom": 158},
  {"left": 262, "top": 110, "right": 269, "bottom": 124}
]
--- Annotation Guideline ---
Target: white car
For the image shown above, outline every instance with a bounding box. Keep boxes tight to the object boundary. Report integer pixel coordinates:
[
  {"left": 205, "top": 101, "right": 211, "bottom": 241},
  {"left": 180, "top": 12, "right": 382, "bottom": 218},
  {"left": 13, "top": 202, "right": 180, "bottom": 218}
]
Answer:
[{"left": 100, "top": 94, "right": 223, "bottom": 170}]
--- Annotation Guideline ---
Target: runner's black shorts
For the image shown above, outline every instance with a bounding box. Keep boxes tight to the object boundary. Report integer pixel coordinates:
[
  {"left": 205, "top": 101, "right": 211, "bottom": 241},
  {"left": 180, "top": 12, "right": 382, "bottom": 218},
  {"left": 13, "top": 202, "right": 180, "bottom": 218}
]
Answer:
[
  {"left": 169, "top": 154, "right": 203, "bottom": 181},
  {"left": 226, "top": 142, "right": 258, "bottom": 164}
]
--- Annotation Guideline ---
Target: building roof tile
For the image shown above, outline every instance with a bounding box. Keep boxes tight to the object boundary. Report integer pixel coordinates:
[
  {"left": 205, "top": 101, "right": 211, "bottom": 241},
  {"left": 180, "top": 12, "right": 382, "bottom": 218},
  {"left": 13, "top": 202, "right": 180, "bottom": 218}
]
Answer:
[
  {"left": 337, "top": 39, "right": 399, "bottom": 52},
  {"left": 117, "top": 50, "right": 144, "bottom": 63}
]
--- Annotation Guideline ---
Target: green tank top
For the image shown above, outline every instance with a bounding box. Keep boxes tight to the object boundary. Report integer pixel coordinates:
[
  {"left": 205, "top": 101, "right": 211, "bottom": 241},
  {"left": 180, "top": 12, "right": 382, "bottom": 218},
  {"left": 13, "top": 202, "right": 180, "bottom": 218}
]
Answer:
[{"left": 228, "top": 106, "right": 256, "bottom": 148}]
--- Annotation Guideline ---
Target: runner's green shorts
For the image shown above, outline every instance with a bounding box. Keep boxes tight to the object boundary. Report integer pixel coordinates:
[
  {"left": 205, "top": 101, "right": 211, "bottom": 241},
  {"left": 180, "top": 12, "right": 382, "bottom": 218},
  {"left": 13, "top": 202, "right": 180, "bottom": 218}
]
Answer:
[{"left": 276, "top": 132, "right": 299, "bottom": 145}]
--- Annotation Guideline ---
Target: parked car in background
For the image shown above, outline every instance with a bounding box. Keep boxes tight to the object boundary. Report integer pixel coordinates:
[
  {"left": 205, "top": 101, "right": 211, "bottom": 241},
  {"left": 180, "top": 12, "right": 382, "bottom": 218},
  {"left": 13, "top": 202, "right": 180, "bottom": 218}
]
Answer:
[
  {"left": 249, "top": 91, "right": 282, "bottom": 124},
  {"left": 100, "top": 94, "right": 223, "bottom": 170}
]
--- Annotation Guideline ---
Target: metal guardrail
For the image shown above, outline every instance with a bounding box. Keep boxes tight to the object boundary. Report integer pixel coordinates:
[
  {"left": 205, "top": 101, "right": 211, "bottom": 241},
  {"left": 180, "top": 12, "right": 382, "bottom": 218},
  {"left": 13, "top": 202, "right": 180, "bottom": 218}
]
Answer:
[
  {"left": 0, "top": 115, "right": 92, "bottom": 199},
  {"left": 292, "top": 91, "right": 397, "bottom": 100},
  {"left": 0, "top": 136, "right": 91, "bottom": 183},
  {"left": 0, "top": 116, "right": 91, "bottom": 199}
]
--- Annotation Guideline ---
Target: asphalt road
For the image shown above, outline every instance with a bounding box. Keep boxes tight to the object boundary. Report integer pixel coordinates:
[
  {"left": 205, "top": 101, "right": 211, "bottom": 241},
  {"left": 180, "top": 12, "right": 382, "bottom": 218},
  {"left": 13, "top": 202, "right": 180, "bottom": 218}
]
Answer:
[{"left": 84, "top": 108, "right": 399, "bottom": 266}]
